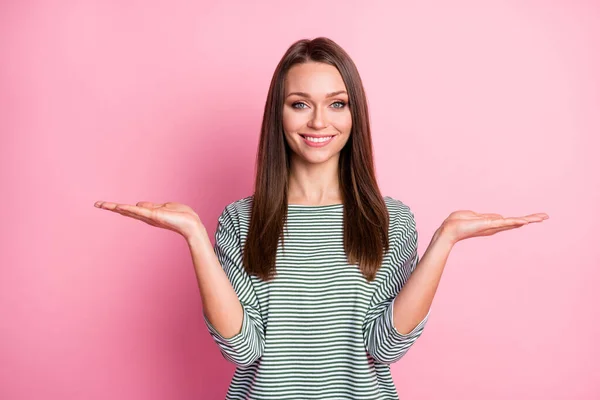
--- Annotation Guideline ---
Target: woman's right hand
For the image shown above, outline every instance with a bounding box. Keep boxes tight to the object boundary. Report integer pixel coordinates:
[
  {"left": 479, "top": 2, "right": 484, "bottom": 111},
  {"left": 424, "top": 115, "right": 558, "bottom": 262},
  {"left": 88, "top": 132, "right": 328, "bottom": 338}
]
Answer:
[{"left": 94, "top": 200, "right": 204, "bottom": 241}]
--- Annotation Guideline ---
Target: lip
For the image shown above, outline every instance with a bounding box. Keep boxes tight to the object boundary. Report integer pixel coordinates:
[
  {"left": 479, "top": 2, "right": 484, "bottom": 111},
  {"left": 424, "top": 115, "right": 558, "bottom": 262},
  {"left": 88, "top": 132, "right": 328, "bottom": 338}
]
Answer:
[{"left": 299, "top": 134, "right": 336, "bottom": 148}]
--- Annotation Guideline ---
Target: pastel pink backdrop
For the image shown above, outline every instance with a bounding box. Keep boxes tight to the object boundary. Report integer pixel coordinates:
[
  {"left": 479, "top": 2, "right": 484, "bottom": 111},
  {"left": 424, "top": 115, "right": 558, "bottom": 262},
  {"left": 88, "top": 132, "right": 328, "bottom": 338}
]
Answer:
[{"left": 1, "top": 1, "right": 598, "bottom": 399}]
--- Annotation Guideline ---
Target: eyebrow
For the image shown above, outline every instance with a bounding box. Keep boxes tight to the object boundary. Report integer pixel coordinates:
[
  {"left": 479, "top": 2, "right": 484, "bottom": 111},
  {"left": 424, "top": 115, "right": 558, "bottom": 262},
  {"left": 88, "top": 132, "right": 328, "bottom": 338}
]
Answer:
[{"left": 286, "top": 90, "right": 348, "bottom": 98}]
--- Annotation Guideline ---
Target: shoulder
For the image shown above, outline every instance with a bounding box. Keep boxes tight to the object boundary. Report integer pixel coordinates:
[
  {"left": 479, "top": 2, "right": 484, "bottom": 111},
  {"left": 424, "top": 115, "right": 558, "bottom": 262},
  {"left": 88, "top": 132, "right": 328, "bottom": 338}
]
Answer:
[
  {"left": 220, "top": 195, "right": 253, "bottom": 217},
  {"left": 383, "top": 195, "right": 416, "bottom": 224},
  {"left": 217, "top": 195, "right": 253, "bottom": 231},
  {"left": 383, "top": 195, "right": 418, "bottom": 241}
]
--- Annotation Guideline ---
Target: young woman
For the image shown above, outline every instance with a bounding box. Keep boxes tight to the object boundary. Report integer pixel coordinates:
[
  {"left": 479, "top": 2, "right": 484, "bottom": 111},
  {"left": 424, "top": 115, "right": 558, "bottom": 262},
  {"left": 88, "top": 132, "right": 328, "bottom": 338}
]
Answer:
[{"left": 94, "top": 37, "right": 548, "bottom": 399}]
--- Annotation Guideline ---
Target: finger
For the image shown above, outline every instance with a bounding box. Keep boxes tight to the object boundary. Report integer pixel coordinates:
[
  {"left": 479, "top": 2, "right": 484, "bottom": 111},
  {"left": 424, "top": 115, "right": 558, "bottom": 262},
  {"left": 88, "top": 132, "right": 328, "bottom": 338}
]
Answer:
[
  {"left": 136, "top": 201, "right": 163, "bottom": 209},
  {"left": 500, "top": 213, "right": 548, "bottom": 222},
  {"left": 480, "top": 213, "right": 548, "bottom": 224},
  {"left": 479, "top": 223, "right": 527, "bottom": 236},
  {"left": 113, "top": 207, "right": 161, "bottom": 227},
  {"left": 95, "top": 201, "right": 163, "bottom": 227},
  {"left": 95, "top": 201, "right": 121, "bottom": 210},
  {"left": 514, "top": 215, "right": 547, "bottom": 223},
  {"left": 487, "top": 217, "right": 529, "bottom": 228},
  {"left": 96, "top": 201, "right": 157, "bottom": 213},
  {"left": 114, "top": 204, "right": 156, "bottom": 219},
  {"left": 522, "top": 213, "right": 549, "bottom": 220}
]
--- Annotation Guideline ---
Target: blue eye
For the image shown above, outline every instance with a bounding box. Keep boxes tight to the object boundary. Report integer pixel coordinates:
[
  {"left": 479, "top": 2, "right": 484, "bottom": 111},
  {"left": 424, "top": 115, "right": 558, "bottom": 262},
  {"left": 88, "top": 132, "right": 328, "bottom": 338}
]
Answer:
[
  {"left": 291, "top": 102, "right": 308, "bottom": 109},
  {"left": 290, "top": 101, "right": 347, "bottom": 109}
]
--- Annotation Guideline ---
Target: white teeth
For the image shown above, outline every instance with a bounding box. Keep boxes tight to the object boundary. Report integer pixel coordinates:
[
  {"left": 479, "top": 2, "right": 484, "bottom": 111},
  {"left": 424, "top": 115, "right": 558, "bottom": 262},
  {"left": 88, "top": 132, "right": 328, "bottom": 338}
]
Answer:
[{"left": 305, "top": 136, "right": 333, "bottom": 143}]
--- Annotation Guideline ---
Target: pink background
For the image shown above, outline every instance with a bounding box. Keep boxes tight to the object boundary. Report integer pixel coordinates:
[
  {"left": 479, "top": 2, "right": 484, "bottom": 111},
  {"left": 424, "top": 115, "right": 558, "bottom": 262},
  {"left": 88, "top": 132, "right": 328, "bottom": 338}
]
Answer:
[{"left": 2, "top": 1, "right": 598, "bottom": 399}]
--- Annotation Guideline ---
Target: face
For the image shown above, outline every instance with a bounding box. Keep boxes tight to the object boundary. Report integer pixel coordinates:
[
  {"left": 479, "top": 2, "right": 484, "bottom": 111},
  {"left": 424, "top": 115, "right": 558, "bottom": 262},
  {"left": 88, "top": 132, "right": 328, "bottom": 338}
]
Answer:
[{"left": 282, "top": 62, "right": 352, "bottom": 166}]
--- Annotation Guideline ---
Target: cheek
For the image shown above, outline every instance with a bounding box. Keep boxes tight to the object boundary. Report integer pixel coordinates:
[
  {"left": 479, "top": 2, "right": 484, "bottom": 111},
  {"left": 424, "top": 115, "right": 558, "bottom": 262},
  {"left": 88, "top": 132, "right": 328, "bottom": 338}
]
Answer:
[
  {"left": 282, "top": 109, "right": 305, "bottom": 132},
  {"left": 332, "top": 111, "right": 352, "bottom": 133}
]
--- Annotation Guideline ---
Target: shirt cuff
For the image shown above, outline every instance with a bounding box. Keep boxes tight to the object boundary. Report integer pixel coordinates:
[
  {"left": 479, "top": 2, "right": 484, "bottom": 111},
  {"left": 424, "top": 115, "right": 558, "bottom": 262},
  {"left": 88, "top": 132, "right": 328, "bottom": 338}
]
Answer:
[
  {"left": 389, "top": 298, "right": 430, "bottom": 340},
  {"left": 203, "top": 303, "right": 250, "bottom": 345}
]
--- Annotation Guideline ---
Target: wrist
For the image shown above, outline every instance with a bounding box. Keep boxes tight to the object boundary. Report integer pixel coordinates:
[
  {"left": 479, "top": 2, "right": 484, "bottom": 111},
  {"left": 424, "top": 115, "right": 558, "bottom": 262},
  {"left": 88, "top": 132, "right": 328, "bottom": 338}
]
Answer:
[
  {"left": 185, "top": 223, "right": 210, "bottom": 248},
  {"left": 433, "top": 224, "right": 457, "bottom": 248}
]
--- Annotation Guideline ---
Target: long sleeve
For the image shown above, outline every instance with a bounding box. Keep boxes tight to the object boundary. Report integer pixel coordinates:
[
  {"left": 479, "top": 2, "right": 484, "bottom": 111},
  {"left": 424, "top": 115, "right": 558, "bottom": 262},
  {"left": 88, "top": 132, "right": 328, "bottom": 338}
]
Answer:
[
  {"left": 362, "top": 204, "right": 430, "bottom": 365},
  {"left": 202, "top": 205, "right": 265, "bottom": 367}
]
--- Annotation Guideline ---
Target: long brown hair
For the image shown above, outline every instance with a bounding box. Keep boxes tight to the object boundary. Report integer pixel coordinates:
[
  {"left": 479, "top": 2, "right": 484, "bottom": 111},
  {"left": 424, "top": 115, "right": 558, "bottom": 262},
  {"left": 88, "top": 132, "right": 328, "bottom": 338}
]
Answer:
[{"left": 243, "top": 37, "right": 390, "bottom": 282}]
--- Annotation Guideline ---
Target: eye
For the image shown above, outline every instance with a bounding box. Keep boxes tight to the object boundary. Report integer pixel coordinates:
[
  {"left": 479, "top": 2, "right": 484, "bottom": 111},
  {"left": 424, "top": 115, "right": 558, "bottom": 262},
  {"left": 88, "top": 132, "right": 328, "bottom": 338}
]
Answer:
[
  {"left": 291, "top": 102, "right": 308, "bottom": 109},
  {"left": 290, "top": 101, "right": 347, "bottom": 109}
]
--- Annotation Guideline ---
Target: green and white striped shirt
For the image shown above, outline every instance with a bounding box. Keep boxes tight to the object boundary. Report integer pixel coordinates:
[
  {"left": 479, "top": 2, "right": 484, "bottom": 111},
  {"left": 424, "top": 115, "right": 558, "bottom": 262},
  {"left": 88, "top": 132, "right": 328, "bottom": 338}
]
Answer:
[{"left": 203, "top": 195, "right": 430, "bottom": 399}]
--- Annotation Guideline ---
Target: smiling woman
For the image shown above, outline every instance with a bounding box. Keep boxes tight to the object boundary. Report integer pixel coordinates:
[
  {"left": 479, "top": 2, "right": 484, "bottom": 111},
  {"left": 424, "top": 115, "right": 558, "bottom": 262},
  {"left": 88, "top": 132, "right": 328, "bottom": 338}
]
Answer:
[
  {"left": 283, "top": 63, "right": 352, "bottom": 156},
  {"left": 94, "top": 36, "right": 548, "bottom": 400},
  {"left": 204, "top": 37, "right": 427, "bottom": 400},
  {"left": 247, "top": 37, "right": 391, "bottom": 285}
]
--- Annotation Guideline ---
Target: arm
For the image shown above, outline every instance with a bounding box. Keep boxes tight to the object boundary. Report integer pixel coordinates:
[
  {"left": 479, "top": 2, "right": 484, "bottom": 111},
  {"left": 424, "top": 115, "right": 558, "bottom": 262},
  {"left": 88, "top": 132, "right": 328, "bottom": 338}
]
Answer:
[
  {"left": 363, "top": 203, "right": 431, "bottom": 365},
  {"left": 393, "top": 206, "right": 546, "bottom": 333},
  {"left": 392, "top": 227, "right": 452, "bottom": 334},
  {"left": 188, "top": 205, "right": 265, "bottom": 367},
  {"left": 364, "top": 202, "right": 547, "bottom": 364}
]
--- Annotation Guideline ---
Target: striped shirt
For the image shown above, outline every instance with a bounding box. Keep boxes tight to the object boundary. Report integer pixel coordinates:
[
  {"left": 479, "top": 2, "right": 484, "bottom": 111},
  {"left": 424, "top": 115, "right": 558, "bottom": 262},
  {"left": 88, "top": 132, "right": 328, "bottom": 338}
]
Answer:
[{"left": 203, "top": 195, "right": 430, "bottom": 399}]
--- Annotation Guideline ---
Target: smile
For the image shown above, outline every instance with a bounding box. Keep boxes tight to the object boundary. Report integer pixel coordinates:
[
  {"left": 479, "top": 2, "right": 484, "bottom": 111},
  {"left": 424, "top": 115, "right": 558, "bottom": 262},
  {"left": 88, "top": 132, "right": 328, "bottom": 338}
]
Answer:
[{"left": 300, "top": 134, "right": 336, "bottom": 148}]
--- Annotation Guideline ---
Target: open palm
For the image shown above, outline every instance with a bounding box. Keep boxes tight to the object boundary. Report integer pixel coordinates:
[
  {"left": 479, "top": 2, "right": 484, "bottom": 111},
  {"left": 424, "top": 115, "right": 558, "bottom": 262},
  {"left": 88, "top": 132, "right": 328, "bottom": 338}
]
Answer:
[
  {"left": 94, "top": 200, "right": 203, "bottom": 240},
  {"left": 441, "top": 210, "right": 549, "bottom": 245}
]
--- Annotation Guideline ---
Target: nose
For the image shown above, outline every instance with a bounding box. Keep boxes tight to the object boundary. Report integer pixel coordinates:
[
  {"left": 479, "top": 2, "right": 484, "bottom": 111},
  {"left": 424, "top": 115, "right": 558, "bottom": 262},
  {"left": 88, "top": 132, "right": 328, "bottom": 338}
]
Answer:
[{"left": 307, "top": 107, "right": 327, "bottom": 129}]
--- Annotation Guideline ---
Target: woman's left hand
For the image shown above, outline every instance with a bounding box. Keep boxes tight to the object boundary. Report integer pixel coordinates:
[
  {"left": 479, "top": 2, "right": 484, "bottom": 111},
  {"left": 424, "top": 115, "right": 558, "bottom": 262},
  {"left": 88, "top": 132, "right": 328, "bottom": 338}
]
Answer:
[{"left": 440, "top": 210, "right": 549, "bottom": 246}]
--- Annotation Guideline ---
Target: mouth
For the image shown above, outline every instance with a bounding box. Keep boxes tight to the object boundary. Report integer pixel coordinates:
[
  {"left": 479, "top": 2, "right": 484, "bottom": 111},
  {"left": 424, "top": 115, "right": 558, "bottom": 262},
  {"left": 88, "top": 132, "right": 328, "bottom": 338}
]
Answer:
[{"left": 299, "top": 133, "right": 336, "bottom": 147}]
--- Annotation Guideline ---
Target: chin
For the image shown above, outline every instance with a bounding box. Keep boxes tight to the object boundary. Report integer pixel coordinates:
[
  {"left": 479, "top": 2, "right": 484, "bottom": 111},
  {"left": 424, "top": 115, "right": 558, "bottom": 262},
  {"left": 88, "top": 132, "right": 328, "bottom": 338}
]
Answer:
[{"left": 299, "top": 151, "right": 340, "bottom": 165}]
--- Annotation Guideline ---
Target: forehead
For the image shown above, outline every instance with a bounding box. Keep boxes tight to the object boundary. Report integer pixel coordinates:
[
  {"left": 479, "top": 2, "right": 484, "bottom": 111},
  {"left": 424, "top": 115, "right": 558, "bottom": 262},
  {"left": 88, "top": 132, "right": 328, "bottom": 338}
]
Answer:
[{"left": 284, "top": 62, "right": 347, "bottom": 95}]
